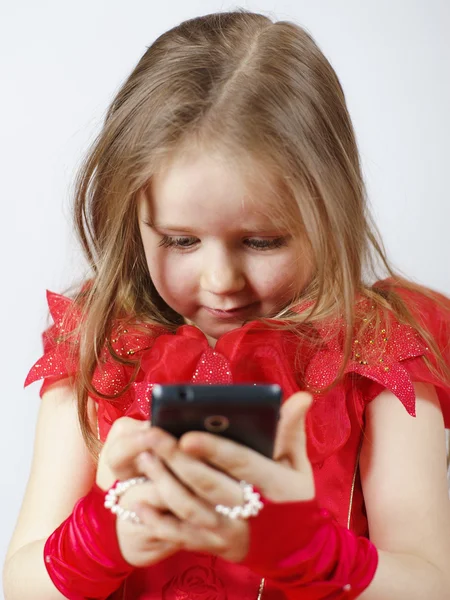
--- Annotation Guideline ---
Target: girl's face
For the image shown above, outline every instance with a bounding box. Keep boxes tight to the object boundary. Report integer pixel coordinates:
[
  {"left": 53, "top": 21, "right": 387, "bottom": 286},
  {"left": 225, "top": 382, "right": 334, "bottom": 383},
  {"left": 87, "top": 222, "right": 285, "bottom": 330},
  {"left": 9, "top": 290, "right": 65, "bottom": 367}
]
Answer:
[{"left": 138, "top": 150, "right": 312, "bottom": 345}]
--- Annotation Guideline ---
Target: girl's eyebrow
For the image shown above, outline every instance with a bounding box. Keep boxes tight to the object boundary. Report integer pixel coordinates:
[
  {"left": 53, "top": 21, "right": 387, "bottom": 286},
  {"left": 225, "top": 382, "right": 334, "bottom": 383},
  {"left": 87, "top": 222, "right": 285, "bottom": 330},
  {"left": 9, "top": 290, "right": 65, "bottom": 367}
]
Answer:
[
  {"left": 148, "top": 221, "right": 285, "bottom": 235},
  {"left": 149, "top": 223, "right": 198, "bottom": 233}
]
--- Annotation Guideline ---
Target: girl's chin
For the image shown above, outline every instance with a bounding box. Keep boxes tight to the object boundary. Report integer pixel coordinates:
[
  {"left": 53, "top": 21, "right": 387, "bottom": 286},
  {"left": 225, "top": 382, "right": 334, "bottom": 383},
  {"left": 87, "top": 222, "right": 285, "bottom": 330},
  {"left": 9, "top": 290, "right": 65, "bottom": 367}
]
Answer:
[
  {"left": 185, "top": 317, "right": 251, "bottom": 345},
  {"left": 201, "top": 319, "right": 246, "bottom": 338}
]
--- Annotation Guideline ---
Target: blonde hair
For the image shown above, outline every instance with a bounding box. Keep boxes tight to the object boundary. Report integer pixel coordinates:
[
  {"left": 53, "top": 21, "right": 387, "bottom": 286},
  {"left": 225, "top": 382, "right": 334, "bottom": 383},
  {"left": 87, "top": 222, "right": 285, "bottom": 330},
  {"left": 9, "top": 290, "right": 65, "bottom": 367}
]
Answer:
[{"left": 70, "top": 10, "right": 449, "bottom": 454}]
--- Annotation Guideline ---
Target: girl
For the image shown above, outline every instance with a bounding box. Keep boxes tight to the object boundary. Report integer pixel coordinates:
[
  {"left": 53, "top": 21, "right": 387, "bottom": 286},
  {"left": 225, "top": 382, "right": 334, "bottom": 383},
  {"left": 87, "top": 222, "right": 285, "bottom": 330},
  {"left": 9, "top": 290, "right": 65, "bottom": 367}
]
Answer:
[{"left": 4, "top": 9, "right": 450, "bottom": 600}]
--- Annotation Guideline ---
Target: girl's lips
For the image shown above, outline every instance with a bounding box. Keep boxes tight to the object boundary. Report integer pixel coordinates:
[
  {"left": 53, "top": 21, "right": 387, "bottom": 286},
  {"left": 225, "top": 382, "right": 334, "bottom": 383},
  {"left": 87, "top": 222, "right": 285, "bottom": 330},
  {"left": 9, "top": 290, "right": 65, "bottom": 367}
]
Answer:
[{"left": 203, "top": 303, "right": 257, "bottom": 320}]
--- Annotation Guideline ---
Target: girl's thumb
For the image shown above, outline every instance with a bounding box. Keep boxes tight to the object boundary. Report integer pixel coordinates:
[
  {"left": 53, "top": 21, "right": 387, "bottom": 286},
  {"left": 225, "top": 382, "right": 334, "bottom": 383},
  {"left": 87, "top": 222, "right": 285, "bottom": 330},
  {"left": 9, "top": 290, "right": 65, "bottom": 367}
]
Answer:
[{"left": 273, "top": 391, "right": 313, "bottom": 471}]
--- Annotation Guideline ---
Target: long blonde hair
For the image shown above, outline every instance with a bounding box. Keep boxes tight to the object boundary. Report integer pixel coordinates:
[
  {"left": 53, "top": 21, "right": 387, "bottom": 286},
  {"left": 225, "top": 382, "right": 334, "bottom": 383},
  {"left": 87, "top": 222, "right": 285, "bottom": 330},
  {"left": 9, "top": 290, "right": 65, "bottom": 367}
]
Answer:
[{"left": 69, "top": 10, "right": 449, "bottom": 454}]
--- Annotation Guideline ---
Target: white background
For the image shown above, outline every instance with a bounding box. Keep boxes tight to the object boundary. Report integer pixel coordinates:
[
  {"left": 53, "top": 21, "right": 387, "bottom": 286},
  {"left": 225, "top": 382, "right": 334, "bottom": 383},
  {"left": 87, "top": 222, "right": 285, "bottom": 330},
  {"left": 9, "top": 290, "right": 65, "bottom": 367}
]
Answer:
[{"left": 1, "top": 0, "right": 449, "bottom": 594}]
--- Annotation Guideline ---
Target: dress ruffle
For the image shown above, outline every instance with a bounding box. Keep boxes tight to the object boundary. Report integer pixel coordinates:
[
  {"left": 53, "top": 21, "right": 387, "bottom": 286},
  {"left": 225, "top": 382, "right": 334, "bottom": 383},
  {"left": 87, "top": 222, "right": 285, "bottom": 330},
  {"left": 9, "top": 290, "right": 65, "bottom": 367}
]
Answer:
[{"left": 25, "top": 287, "right": 450, "bottom": 461}]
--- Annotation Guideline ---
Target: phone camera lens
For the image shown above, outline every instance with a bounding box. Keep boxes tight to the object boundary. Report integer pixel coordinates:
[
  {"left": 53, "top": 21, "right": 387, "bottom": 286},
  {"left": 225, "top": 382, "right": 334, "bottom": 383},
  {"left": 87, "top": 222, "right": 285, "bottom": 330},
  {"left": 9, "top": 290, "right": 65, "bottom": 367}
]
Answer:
[
  {"left": 178, "top": 387, "right": 194, "bottom": 401},
  {"left": 204, "top": 415, "right": 230, "bottom": 433}
]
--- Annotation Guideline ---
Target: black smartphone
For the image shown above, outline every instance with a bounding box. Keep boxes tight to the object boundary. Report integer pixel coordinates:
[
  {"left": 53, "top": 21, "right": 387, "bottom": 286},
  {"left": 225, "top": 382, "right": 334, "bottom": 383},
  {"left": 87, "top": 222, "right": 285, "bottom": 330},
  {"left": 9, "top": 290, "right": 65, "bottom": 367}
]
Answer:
[{"left": 151, "top": 384, "right": 282, "bottom": 458}]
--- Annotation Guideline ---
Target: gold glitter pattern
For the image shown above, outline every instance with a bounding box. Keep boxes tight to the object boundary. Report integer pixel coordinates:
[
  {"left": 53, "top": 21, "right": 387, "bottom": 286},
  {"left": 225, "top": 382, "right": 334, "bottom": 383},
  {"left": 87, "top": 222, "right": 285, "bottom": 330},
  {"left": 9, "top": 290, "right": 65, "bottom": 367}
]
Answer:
[
  {"left": 25, "top": 291, "right": 81, "bottom": 388},
  {"left": 305, "top": 313, "right": 426, "bottom": 417}
]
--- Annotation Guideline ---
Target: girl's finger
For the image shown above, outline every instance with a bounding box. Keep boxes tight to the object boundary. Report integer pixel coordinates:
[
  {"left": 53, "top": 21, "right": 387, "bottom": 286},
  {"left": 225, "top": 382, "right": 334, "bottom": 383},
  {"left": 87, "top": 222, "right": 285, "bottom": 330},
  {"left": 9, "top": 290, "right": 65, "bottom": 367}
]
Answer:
[
  {"left": 138, "top": 452, "right": 220, "bottom": 527},
  {"left": 179, "top": 429, "right": 312, "bottom": 502},
  {"left": 177, "top": 524, "right": 230, "bottom": 555},
  {"left": 141, "top": 540, "right": 181, "bottom": 565},
  {"left": 106, "top": 432, "right": 151, "bottom": 474},
  {"left": 134, "top": 504, "right": 185, "bottom": 543},
  {"left": 98, "top": 418, "right": 152, "bottom": 484},
  {"left": 112, "top": 476, "right": 167, "bottom": 512},
  {"left": 179, "top": 429, "right": 276, "bottom": 483},
  {"left": 144, "top": 428, "right": 247, "bottom": 508},
  {"left": 136, "top": 503, "right": 225, "bottom": 553},
  {"left": 273, "top": 391, "right": 313, "bottom": 471}
]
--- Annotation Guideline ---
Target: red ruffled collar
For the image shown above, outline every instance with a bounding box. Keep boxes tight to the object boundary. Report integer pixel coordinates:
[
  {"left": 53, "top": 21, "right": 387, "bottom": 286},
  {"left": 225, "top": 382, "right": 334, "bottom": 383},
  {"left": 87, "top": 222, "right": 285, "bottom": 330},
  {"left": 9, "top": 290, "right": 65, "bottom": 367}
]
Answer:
[{"left": 26, "top": 291, "right": 434, "bottom": 464}]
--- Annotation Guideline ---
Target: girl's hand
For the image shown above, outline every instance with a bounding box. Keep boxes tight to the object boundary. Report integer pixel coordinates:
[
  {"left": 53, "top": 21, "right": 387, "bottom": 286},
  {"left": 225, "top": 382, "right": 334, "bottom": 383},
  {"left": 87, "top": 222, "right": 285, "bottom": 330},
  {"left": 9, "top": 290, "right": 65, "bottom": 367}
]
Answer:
[
  {"left": 96, "top": 417, "right": 185, "bottom": 567},
  {"left": 137, "top": 391, "right": 314, "bottom": 562}
]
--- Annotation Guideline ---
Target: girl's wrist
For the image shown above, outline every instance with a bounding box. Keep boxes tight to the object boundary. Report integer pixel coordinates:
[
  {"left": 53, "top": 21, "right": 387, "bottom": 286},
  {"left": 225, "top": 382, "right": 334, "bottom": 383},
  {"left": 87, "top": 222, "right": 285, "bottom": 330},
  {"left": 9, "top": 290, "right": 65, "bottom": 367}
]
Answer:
[
  {"left": 243, "top": 495, "right": 325, "bottom": 573},
  {"left": 242, "top": 495, "right": 378, "bottom": 598}
]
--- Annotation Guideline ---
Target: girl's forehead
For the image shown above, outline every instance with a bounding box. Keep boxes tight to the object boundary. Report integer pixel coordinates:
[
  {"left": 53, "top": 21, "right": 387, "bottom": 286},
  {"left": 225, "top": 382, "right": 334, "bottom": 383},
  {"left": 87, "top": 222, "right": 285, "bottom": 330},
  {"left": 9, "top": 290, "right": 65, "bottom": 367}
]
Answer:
[{"left": 146, "top": 148, "right": 294, "bottom": 228}]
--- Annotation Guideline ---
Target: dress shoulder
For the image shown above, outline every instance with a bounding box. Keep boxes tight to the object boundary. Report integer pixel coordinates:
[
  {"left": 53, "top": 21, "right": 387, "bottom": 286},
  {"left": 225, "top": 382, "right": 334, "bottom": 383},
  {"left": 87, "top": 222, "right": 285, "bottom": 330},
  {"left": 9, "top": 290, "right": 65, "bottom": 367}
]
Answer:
[
  {"left": 24, "top": 290, "right": 165, "bottom": 401},
  {"left": 298, "top": 284, "right": 450, "bottom": 465},
  {"left": 25, "top": 291, "right": 81, "bottom": 396},
  {"left": 305, "top": 283, "right": 450, "bottom": 428}
]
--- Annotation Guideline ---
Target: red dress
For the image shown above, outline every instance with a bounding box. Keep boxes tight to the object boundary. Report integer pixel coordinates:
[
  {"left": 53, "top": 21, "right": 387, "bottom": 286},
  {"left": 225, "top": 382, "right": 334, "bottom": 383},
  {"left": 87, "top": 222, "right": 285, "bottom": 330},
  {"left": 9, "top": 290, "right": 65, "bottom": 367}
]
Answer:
[{"left": 25, "top": 286, "right": 450, "bottom": 600}]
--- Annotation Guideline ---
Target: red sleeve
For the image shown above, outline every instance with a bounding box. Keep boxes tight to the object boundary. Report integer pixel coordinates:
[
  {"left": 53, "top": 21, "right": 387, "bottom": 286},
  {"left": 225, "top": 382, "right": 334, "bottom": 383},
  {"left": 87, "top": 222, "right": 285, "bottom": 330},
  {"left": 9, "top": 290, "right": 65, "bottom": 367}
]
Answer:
[
  {"left": 369, "top": 282, "right": 450, "bottom": 426},
  {"left": 25, "top": 291, "right": 163, "bottom": 441},
  {"left": 303, "top": 285, "right": 450, "bottom": 465},
  {"left": 25, "top": 291, "right": 81, "bottom": 396}
]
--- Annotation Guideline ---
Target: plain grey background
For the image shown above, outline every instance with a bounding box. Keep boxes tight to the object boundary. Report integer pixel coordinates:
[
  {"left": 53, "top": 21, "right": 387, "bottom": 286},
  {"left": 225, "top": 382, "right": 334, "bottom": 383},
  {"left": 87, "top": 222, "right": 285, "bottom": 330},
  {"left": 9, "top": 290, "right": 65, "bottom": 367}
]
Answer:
[{"left": 1, "top": 1, "right": 449, "bottom": 593}]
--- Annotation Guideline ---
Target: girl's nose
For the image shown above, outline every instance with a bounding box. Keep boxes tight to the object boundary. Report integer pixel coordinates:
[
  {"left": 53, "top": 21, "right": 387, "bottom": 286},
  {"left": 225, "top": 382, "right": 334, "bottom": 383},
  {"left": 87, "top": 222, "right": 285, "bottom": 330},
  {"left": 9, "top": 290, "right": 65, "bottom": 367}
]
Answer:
[{"left": 200, "top": 250, "right": 246, "bottom": 295}]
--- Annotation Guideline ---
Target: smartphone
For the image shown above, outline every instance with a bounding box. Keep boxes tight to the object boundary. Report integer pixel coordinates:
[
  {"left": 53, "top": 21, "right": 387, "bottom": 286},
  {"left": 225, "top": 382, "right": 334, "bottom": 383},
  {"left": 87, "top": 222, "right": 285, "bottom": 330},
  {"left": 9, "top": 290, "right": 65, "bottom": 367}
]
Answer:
[{"left": 151, "top": 384, "right": 282, "bottom": 458}]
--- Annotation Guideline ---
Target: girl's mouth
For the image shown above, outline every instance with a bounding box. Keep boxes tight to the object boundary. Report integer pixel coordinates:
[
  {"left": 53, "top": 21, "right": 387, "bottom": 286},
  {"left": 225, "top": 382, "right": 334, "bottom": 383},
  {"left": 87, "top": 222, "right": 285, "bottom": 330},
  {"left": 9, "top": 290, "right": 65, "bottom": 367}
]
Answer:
[{"left": 203, "top": 303, "right": 257, "bottom": 319}]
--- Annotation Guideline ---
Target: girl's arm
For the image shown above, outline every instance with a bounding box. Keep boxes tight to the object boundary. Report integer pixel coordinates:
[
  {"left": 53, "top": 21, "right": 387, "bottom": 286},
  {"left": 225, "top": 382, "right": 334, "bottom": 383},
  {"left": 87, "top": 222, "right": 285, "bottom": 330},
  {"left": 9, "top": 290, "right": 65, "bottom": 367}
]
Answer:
[
  {"left": 3, "top": 381, "right": 97, "bottom": 600},
  {"left": 3, "top": 380, "right": 187, "bottom": 600},
  {"left": 359, "top": 382, "right": 450, "bottom": 599}
]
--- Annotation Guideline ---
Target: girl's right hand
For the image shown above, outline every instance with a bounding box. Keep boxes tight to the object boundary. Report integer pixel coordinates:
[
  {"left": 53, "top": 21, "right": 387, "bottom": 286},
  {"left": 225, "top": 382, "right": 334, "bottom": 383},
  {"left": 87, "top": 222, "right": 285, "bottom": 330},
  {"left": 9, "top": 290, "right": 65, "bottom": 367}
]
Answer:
[{"left": 96, "top": 417, "right": 181, "bottom": 567}]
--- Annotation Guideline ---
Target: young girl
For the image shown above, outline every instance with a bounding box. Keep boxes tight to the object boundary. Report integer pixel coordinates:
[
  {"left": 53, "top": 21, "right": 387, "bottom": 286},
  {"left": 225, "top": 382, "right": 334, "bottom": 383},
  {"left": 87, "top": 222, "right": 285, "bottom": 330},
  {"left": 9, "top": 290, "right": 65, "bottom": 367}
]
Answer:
[{"left": 4, "top": 10, "right": 450, "bottom": 600}]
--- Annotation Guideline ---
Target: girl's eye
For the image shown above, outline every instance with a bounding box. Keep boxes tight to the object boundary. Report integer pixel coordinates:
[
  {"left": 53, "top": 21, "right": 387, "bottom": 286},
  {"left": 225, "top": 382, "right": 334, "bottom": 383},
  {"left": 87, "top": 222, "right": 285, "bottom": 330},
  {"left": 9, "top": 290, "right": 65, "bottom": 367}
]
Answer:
[
  {"left": 158, "top": 235, "right": 289, "bottom": 251},
  {"left": 158, "top": 235, "right": 198, "bottom": 249},
  {"left": 245, "top": 237, "right": 288, "bottom": 250}
]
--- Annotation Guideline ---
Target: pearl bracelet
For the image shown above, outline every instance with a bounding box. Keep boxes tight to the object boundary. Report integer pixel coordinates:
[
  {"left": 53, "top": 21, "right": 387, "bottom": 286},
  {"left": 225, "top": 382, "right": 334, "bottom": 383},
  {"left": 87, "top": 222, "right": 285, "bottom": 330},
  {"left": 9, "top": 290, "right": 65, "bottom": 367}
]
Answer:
[
  {"left": 215, "top": 481, "right": 264, "bottom": 520},
  {"left": 104, "top": 477, "right": 149, "bottom": 524}
]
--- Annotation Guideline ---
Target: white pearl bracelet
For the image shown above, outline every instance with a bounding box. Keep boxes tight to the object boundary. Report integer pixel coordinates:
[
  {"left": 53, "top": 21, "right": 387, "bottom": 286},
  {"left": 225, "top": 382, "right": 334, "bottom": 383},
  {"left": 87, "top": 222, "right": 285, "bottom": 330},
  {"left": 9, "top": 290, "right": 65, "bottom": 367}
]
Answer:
[
  {"left": 215, "top": 481, "right": 264, "bottom": 520},
  {"left": 104, "top": 476, "right": 149, "bottom": 524}
]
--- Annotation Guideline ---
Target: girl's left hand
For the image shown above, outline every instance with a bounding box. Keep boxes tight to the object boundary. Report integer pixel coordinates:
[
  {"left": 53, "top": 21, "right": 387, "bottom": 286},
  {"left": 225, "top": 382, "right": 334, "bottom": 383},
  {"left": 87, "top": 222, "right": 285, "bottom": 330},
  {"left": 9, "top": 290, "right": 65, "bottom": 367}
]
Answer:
[{"left": 134, "top": 391, "right": 314, "bottom": 562}]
